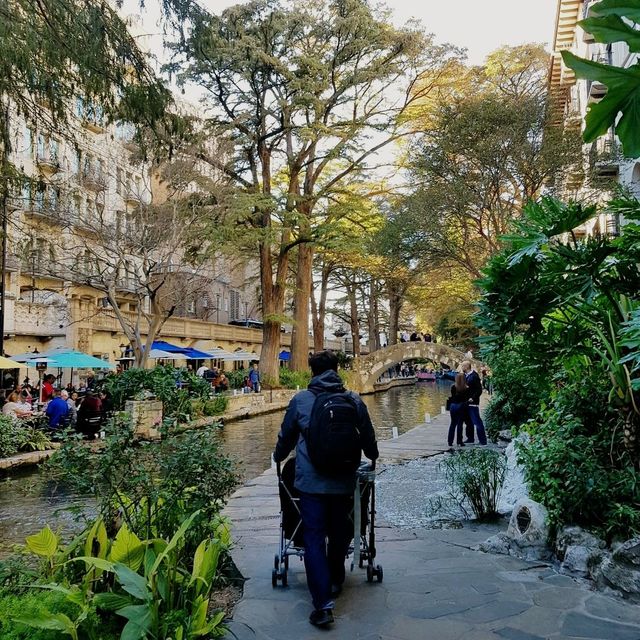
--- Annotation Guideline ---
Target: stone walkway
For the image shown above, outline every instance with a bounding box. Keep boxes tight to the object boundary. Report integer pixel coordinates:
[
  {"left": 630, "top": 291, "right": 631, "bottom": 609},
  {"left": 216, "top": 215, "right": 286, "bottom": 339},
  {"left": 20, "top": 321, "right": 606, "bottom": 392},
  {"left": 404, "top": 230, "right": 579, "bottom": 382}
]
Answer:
[{"left": 222, "top": 413, "right": 640, "bottom": 640}]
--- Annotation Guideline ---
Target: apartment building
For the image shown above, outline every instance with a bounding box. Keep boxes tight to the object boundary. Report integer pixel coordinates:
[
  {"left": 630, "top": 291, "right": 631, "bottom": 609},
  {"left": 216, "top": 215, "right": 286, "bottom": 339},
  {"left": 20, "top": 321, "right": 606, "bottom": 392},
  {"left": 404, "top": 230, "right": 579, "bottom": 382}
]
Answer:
[
  {"left": 549, "top": 0, "right": 640, "bottom": 235},
  {"left": 3, "top": 100, "right": 265, "bottom": 363}
]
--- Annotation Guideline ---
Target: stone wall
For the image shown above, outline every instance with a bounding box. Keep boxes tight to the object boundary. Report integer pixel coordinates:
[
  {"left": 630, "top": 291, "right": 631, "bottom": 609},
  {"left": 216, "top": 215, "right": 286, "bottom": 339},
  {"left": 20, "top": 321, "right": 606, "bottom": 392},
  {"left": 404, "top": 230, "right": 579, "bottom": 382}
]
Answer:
[{"left": 125, "top": 399, "right": 163, "bottom": 440}]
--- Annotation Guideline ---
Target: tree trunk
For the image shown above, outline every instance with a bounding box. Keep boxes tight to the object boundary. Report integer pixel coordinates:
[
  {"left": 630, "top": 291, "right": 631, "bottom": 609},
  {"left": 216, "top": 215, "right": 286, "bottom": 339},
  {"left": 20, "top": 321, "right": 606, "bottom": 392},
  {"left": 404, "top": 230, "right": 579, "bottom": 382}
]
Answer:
[
  {"left": 387, "top": 281, "right": 403, "bottom": 346},
  {"left": 259, "top": 236, "right": 288, "bottom": 385},
  {"left": 347, "top": 282, "right": 360, "bottom": 358},
  {"left": 367, "top": 280, "right": 377, "bottom": 353},
  {"left": 311, "top": 261, "right": 332, "bottom": 353},
  {"left": 290, "top": 243, "right": 314, "bottom": 371}
]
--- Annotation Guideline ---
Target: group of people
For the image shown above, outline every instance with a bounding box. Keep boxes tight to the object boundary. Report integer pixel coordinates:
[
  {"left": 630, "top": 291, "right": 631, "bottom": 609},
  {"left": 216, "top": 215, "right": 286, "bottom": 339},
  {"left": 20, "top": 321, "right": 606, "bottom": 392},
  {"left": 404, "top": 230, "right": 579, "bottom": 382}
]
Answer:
[
  {"left": 400, "top": 331, "right": 435, "bottom": 343},
  {"left": 447, "top": 360, "right": 487, "bottom": 447},
  {"left": 195, "top": 364, "right": 230, "bottom": 392},
  {"left": 1, "top": 373, "right": 112, "bottom": 439}
]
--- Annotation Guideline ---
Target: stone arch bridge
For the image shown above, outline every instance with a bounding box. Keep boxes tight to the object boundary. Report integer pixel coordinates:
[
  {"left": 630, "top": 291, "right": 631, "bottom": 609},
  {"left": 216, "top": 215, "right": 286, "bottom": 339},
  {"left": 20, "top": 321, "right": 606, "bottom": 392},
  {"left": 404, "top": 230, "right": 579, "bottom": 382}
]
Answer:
[{"left": 348, "top": 342, "right": 485, "bottom": 395}]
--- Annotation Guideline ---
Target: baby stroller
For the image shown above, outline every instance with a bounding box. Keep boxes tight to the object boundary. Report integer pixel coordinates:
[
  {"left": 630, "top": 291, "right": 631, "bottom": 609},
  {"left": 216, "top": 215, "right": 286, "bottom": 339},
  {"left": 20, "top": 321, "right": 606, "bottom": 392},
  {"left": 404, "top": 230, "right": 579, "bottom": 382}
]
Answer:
[{"left": 272, "top": 457, "right": 383, "bottom": 587}]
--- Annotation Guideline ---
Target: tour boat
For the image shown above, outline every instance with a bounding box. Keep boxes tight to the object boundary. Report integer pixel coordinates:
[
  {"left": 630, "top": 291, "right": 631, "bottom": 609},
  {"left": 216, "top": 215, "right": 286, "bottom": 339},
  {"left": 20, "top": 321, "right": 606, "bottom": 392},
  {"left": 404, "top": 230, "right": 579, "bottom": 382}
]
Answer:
[{"left": 416, "top": 371, "right": 436, "bottom": 381}]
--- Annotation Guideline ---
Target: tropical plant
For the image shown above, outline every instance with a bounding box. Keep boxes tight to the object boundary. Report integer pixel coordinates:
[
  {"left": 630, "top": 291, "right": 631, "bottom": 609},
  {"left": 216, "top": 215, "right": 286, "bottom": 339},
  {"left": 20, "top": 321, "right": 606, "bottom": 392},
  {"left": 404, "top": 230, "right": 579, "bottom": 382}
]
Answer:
[
  {"left": 7, "top": 512, "right": 229, "bottom": 640},
  {"left": 0, "top": 416, "right": 53, "bottom": 459},
  {"left": 561, "top": 0, "right": 640, "bottom": 157}
]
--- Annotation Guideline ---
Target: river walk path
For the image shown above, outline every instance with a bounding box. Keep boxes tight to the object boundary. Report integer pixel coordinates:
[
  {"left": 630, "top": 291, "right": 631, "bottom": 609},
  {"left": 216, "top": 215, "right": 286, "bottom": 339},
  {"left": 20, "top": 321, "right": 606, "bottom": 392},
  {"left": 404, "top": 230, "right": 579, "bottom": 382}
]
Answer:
[{"left": 222, "top": 409, "right": 640, "bottom": 640}]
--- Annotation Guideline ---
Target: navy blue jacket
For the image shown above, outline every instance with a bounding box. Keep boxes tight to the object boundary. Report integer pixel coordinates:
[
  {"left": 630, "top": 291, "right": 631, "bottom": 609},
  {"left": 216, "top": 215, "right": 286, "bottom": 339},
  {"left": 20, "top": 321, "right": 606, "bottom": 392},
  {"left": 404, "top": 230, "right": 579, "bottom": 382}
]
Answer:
[
  {"left": 273, "top": 370, "right": 379, "bottom": 495},
  {"left": 466, "top": 370, "right": 483, "bottom": 405}
]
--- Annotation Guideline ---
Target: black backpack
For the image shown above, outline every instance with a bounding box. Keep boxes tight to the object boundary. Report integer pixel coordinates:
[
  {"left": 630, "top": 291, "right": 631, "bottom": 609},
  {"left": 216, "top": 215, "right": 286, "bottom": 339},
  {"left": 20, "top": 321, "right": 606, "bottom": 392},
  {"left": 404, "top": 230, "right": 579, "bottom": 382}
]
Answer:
[{"left": 304, "top": 391, "right": 362, "bottom": 475}]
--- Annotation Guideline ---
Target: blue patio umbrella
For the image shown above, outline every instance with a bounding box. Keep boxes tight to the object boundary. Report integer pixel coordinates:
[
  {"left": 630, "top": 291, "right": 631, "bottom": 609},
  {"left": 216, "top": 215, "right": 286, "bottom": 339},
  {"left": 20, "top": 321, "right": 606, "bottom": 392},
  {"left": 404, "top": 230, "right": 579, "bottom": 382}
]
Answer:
[
  {"left": 40, "top": 349, "right": 114, "bottom": 369},
  {"left": 151, "top": 340, "right": 213, "bottom": 359}
]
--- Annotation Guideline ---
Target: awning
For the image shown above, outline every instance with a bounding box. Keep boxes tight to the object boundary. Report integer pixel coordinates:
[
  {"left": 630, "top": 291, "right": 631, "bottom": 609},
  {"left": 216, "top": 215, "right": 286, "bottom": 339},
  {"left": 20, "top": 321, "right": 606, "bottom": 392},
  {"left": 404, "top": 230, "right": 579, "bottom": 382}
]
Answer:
[
  {"left": 279, "top": 350, "right": 290, "bottom": 361},
  {"left": 226, "top": 350, "right": 260, "bottom": 361},
  {"left": 151, "top": 340, "right": 213, "bottom": 359},
  {"left": 148, "top": 349, "right": 184, "bottom": 360}
]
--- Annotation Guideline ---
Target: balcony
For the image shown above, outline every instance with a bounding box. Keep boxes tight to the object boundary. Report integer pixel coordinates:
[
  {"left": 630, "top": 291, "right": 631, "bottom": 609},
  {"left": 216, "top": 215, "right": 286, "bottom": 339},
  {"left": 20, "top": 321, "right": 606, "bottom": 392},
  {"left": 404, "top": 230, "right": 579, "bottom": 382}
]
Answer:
[
  {"left": 124, "top": 188, "right": 144, "bottom": 205},
  {"left": 81, "top": 170, "right": 106, "bottom": 191},
  {"left": 36, "top": 153, "right": 60, "bottom": 174},
  {"left": 588, "top": 79, "right": 607, "bottom": 102},
  {"left": 13, "top": 299, "right": 68, "bottom": 338},
  {"left": 592, "top": 138, "right": 620, "bottom": 179}
]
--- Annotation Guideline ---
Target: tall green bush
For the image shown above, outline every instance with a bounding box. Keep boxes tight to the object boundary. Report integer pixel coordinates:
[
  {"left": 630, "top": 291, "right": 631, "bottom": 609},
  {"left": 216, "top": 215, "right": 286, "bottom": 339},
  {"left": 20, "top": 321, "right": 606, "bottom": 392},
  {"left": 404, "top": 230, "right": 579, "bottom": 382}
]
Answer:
[
  {"left": 517, "top": 366, "right": 640, "bottom": 541},
  {"left": 483, "top": 337, "right": 551, "bottom": 440}
]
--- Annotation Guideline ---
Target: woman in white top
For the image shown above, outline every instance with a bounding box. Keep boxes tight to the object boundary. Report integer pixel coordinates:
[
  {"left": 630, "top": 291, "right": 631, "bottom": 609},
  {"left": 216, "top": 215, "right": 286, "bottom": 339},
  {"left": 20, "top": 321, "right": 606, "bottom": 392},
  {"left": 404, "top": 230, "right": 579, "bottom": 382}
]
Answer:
[{"left": 3, "top": 392, "right": 32, "bottom": 418}]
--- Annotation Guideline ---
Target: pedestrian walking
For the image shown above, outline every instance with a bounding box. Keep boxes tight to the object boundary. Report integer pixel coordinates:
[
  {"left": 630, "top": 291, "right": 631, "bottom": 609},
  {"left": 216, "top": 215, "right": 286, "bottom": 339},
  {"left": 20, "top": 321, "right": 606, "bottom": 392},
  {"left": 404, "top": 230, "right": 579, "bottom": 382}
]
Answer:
[
  {"left": 447, "top": 373, "right": 469, "bottom": 448},
  {"left": 462, "top": 360, "right": 487, "bottom": 445},
  {"left": 273, "top": 350, "right": 379, "bottom": 629}
]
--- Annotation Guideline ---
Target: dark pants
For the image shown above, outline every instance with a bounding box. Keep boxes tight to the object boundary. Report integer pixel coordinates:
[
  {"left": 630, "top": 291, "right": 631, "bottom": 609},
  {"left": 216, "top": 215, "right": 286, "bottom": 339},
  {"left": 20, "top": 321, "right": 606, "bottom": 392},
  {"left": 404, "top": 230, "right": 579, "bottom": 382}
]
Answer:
[
  {"left": 252, "top": 381, "right": 260, "bottom": 393},
  {"left": 299, "top": 492, "right": 352, "bottom": 611},
  {"left": 466, "top": 405, "right": 487, "bottom": 445},
  {"left": 464, "top": 407, "right": 475, "bottom": 442},
  {"left": 448, "top": 402, "right": 465, "bottom": 446}
]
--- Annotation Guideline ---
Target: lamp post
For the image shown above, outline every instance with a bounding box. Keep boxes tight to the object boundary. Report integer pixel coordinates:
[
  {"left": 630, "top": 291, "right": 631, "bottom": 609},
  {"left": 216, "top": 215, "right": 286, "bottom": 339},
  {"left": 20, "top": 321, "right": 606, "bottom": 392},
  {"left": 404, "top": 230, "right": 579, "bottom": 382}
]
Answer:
[{"left": 216, "top": 293, "right": 220, "bottom": 324}]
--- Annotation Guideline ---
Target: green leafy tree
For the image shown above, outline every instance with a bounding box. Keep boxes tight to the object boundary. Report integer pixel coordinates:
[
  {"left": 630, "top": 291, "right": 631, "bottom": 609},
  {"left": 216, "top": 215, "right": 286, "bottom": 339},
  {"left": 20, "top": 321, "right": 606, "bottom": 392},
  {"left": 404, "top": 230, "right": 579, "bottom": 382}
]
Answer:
[{"left": 167, "top": 0, "right": 459, "bottom": 377}]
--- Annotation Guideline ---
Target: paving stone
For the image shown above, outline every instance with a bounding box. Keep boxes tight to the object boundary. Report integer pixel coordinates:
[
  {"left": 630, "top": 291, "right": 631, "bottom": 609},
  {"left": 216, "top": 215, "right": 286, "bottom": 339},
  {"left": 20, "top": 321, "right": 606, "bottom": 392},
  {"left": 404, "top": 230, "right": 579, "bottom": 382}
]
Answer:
[
  {"left": 561, "top": 612, "right": 640, "bottom": 640},
  {"left": 533, "top": 587, "right": 587, "bottom": 609},
  {"left": 224, "top": 620, "right": 257, "bottom": 640},
  {"left": 451, "top": 599, "right": 532, "bottom": 624},
  {"left": 381, "top": 615, "right": 472, "bottom": 640},
  {"left": 495, "top": 628, "right": 546, "bottom": 640},
  {"left": 583, "top": 594, "right": 640, "bottom": 625}
]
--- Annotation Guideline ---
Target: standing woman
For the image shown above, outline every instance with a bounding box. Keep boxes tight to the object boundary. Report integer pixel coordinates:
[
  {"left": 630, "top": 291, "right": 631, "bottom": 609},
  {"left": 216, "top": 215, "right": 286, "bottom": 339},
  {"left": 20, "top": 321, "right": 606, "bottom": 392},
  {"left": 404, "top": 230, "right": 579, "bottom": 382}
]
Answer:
[{"left": 447, "top": 373, "right": 470, "bottom": 448}]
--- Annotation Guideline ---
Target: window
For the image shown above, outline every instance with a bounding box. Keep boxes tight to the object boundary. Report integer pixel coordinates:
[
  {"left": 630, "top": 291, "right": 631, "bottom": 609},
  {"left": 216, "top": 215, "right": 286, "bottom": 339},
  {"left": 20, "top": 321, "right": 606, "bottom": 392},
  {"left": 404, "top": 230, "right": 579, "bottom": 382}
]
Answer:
[
  {"left": 116, "top": 210, "right": 124, "bottom": 236},
  {"left": 37, "top": 134, "right": 46, "bottom": 159},
  {"left": 229, "top": 290, "right": 240, "bottom": 320},
  {"left": 23, "top": 126, "right": 32, "bottom": 153},
  {"left": 75, "top": 97, "right": 84, "bottom": 119},
  {"left": 71, "top": 150, "right": 81, "bottom": 175},
  {"left": 187, "top": 298, "right": 196, "bottom": 314}
]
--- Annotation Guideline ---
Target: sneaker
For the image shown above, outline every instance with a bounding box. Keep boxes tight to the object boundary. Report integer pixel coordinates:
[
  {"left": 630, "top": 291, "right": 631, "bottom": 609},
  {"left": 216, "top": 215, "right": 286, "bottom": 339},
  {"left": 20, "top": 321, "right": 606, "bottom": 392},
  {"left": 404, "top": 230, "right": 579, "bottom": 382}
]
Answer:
[{"left": 309, "top": 609, "right": 334, "bottom": 627}]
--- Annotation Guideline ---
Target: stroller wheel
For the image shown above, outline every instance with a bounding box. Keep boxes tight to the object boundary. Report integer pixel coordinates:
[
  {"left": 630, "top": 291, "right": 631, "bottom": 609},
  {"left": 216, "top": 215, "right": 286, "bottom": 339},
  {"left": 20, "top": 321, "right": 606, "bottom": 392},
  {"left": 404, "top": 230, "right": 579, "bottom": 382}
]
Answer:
[
  {"left": 274, "top": 554, "right": 280, "bottom": 571},
  {"left": 272, "top": 569, "right": 278, "bottom": 588},
  {"left": 281, "top": 568, "right": 288, "bottom": 587},
  {"left": 366, "top": 564, "right": 374, "bottom": 583},
  {"left": 376, "top": 564, "right": 383, "bottom": 582}
]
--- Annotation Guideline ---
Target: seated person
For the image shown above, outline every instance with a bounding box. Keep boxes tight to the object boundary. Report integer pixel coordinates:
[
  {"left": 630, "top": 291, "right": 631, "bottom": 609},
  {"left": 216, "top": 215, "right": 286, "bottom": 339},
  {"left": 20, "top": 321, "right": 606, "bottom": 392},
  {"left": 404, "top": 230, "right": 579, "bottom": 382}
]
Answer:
[
  {"left": 215, "top": 373, "right": 229, "bottom": 392},
  {"left": 46, "top": 390, "right": 69, "bottom": 429},
  {"left": 76, "top": 390, "right": 102, "bottom": 439},
  {"left": 3, "top": 392, "right": 33, "bottom": 418}
]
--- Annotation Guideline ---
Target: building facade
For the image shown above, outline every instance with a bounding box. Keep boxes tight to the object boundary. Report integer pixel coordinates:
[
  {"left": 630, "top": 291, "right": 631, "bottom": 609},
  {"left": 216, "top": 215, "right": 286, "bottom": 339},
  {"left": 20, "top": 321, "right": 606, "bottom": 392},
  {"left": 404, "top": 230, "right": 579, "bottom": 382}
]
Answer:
[
  {"left": 549, "top": 0, "right": 640, "bottom": 235},
  {"left": 2, "top": 103, "right": 279, "bottom": 364}
]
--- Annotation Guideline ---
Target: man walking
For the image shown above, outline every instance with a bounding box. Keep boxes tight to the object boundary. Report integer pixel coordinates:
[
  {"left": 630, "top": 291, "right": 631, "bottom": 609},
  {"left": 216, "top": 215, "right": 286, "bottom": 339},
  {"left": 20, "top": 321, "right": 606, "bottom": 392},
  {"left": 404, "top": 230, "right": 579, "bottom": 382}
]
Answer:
[
  {"left": 273, "top": 350, "right": 379, "bottom": 628},
  {"left": 462, "top": 360, "right": 487, "bottom": 445}
]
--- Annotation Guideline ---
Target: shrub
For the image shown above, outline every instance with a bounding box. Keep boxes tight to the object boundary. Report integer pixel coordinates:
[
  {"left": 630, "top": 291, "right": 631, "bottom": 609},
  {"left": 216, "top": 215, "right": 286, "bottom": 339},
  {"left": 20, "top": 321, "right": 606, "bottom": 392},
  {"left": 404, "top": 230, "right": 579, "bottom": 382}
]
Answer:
[
  {"left": 483, "top": 337, "right": 551, "bottom": 440},
  {"left": 0, "top": 416, "right": 52, "bottom": 459},
  {"left": 438, "top": 448, "right": 506, "bottom": 521},
  {"left": 517, "top": 367, "right": 640, "bottom": 541},
  {"left": 278, "top": 368, "right": 311, "bottom": 390},
  {"left": 45, "top": 417, "right": 239, "bottom": 552},
  {"left": 204, "top": 395, "right": 228, "bottom": 416},
  {"left": 225, "top": 368, "right": 248, "bottom": 389},
  {"left": 104, "top": 366, "right": 212, "bottom": 421}
]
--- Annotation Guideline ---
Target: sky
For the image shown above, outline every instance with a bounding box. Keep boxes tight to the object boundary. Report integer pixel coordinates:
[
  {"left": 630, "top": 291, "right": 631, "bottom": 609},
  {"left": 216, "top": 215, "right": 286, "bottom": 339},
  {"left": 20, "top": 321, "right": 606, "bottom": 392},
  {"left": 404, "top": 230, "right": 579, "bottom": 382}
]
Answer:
[
  {"left": 189, "top": 0, "right": 560, "bottom": 64},
  {"left": 128, "top": 0, "right": 559, "bottom": 66}
]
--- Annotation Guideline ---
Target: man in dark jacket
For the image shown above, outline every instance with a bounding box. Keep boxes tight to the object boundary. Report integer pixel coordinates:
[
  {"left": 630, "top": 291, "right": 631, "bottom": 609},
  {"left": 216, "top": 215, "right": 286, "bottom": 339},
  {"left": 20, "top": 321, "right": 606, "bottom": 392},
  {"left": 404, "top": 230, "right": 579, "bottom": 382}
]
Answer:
[
  {"left": 462, "top": 360, "right": 487, "bottom": 445},
  {"left": 273, "top": 350, "right": 379, "bottom": 629}
]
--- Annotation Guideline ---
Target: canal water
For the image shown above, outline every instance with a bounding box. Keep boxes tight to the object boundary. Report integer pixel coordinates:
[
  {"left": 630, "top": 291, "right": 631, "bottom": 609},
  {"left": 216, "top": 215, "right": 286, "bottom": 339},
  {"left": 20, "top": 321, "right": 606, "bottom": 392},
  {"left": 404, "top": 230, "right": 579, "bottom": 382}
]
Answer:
[{"left": 0, "top": 381, "right": 450, "bottom": 550}]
